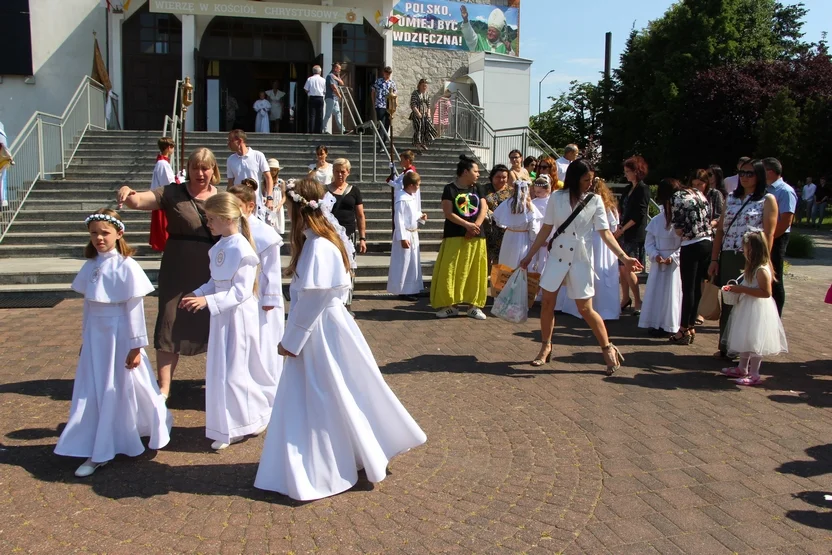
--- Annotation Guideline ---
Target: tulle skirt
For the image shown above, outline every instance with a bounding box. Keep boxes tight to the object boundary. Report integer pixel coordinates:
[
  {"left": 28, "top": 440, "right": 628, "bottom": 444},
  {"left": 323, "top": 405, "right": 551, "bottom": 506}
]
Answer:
[{"left": 724, "top": 294, "right": 788, "bottom": 356}]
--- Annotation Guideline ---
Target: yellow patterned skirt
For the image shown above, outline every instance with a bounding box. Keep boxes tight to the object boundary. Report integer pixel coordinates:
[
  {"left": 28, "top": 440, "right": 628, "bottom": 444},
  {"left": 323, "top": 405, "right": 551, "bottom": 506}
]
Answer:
[{"left": 430, "top": 237, "right": 488, "bottom": 309}]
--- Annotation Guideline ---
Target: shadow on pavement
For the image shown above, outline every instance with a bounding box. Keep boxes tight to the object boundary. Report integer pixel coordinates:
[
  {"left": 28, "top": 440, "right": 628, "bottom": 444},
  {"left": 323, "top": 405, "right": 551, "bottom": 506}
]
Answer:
[
  {"left": 0, "top": 440, "right": 376, "bottom": 504},
  {"left": 380, "top": 353, "right": 608, "bottom": 378},
  {"left": 0, "top": 378, "right": 73, "bottom": 401},
  {"left": 778, "top": 443, "right": 832, "bottom": 531}
]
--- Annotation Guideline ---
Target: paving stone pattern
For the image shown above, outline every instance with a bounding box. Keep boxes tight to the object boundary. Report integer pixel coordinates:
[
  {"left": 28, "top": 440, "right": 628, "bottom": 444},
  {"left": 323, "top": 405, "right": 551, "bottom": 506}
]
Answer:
[{"left": 0, "top": 274, "right": 830, "bottom": 554}]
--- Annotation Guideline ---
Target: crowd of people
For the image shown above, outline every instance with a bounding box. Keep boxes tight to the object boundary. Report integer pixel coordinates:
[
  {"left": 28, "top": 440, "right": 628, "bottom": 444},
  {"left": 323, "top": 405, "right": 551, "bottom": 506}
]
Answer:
[{"left": 52, "top": 126, "right": 827, "bottom": 501}]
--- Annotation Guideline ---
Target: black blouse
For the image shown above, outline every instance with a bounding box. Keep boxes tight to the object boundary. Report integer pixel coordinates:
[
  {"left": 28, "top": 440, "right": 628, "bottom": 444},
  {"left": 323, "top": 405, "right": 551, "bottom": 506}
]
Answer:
[{"left": 620, "top": 181, "right": 650, "bottom": 242}]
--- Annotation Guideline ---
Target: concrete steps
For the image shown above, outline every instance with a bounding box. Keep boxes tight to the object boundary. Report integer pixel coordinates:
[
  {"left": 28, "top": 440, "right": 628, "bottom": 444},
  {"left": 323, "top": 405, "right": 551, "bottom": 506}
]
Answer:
[{"left": 0, "top": 131, "right": 477, "bottom": 297}]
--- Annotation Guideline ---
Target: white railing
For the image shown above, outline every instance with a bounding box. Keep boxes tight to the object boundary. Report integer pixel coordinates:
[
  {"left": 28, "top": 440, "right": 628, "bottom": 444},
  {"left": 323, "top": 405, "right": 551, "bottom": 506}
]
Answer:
[
  {"left": 1, "top": 76, "right": 112, "bottom": 242},
  {"left": 162, "top": 114, "right": 181, "bottom": 174}
]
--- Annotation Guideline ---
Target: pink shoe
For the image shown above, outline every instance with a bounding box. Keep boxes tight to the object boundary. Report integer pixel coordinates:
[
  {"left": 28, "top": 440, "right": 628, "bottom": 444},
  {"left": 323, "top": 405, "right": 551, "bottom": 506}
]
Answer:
[
  {"left": 721, "top": 367, "right": 747, "bottom": 378},
  {"left": 735, "top": 376, "right": 762, "bottom": 386}
]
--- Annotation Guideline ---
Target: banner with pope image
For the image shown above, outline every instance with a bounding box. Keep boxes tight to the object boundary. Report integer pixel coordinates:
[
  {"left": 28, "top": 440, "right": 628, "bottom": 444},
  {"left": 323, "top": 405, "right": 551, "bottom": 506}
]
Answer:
[{"left": 391, "top": 1, "right": 520, "bottom": 56}]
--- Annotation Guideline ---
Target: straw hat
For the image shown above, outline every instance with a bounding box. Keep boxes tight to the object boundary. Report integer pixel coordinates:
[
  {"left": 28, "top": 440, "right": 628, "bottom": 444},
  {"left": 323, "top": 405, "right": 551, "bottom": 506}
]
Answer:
[{"left": 267, "top": 158, "right": 280, "bottom": 170}]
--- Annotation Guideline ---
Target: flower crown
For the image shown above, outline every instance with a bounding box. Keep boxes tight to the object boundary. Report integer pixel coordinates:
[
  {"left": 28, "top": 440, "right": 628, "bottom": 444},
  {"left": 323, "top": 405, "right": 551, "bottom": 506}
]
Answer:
[
  {"left": 285, "top": 179, "right": 321, "bottom": 210},
  {"left": 85, "top": 213, "right": 125, "bottom": 232},
  {"left": 742, "top": 227, "right": 763, "bottom": 243}
]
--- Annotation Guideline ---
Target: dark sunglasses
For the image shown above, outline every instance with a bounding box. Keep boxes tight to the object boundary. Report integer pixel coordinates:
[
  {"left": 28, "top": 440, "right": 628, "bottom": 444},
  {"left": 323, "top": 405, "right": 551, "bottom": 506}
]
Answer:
[
  {"left": 738, "top": 170, "right": 755, "bottom": 178},
  {"left": 537, "top": 164, "right": 550, "bottom": 170}
]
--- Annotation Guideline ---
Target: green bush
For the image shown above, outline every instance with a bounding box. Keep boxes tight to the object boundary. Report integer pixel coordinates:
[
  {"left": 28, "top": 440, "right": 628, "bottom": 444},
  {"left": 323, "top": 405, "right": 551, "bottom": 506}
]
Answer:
[{"left": 786, "top": 231, "right": 815, "bottom": 258}]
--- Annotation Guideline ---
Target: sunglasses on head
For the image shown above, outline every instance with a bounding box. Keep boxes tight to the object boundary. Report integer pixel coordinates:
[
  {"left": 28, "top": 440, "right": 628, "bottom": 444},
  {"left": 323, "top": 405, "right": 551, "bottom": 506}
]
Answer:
[{"left": 738, "top": 170, "right": 755, "bottom": 178}]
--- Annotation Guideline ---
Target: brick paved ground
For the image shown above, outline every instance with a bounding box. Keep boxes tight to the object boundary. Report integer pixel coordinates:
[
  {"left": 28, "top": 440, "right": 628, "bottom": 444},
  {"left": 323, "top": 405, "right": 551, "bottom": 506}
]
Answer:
[{"left": 1, "top": 257, "right": 830, "bottom": 553}]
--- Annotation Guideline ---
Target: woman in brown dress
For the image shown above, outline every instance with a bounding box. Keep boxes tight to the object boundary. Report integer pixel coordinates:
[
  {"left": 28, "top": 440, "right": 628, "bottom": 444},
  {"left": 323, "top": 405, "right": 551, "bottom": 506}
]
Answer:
[{"left": 117, "top": 148, "right": 219, "bottom": 399}]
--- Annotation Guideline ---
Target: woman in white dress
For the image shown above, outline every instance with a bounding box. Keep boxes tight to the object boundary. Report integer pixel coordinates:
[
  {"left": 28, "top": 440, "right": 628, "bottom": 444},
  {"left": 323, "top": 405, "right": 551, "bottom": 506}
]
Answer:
[
  {"left": 179, "top": 193, "right": 274, "bottom": 450},
  {"left": 256, "top": 177, "right": 426, "bottom": 501},
  {"left": 266, "top": 81, "right": 285, "bottom": 133},
  {"left": 387, "top": 171, "right": 426, "bottom": 300},
  {"left": 254, "top": 92, "right": 271, "bottom": 133},
  {"left": 530, "top": 175, "right": 552, "bottom": 273},
  {"left": 56, "top": 209, "right": 171, "bottom": 477},
  {"left": 559, "top": 178, "right": 621, "bottom": 320},
  {"left": 227, "top": 181, "right": 285, "bottom": 396},
  {"left": 492, "top": 180, "right": 543, "bottom": 269},
  {"left": 308, "top": 144, "right": 333, "bottom": 186},
  {"left": 639, "top": 179, "right": 683, "bottom": 336},
  {"left": 520, "top": 160, "right": 643, "bottom": 375}
]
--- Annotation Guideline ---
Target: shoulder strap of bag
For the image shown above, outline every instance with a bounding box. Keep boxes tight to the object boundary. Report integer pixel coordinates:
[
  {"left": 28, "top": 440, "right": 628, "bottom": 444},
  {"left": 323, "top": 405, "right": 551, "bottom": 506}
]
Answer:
[
  {"left": 331, "top": 184, "right": 353, "bottom": 215},
  {"left": 724, "top": 195, "right": 754, "bottom": 235},
  {"left": 547, "top": 193, "right": 595, "bottom": 251},
  {"left": 183, "top": 184, "right": 219, "bottom": 244}
]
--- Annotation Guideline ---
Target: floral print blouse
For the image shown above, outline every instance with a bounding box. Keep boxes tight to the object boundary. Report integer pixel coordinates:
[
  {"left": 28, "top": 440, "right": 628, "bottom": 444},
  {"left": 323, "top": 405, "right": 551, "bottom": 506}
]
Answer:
[
  {"left": 671, "top": 188, "right": 713, "bottom": 243},
  {"left": 721, "top": 193, "right": 766, "bottom": 252}
]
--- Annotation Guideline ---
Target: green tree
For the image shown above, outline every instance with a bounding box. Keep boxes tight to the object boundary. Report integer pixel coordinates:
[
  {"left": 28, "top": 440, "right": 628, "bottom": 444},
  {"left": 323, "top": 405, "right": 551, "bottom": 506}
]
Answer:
[
  {"left": 754, "top": 88, "right": 801, "bottom": 172},
  {"left": 600, "top": 0, "right": 810, "bottom": 180},
  {"left": 530, "top": 81, "right": 604, "bottom": 152}
]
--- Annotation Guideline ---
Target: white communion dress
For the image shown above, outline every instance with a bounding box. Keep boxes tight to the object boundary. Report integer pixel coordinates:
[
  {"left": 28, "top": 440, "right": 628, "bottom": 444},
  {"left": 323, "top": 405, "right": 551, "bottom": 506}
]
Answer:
[
  {"left": 638, "top": 210, "right": 683, "bottom": 333},
  {"left": 255, "top": 229, "right": 427, "bottom": 501},
  {"left": 530, "top": 196, "right": 552, "bottom": 273},
  {"left": 55, "top": 249, "right": 171, "bottom": 463},
  {"left": 195, "top": 233, "right": 274, "bottom": 443},
  {"left": 559, "top": 208, "right": 621, "bottom": 320},
  {"left": 254, "top": 99, "right": 271, "bottom": 133},
  {"left": 248, "top": 215, "right": 285, "bottom": 401},
  {"left": 387, "top": 188, "right": 424, "bottom": 295},
  {"left": 724, "top": 266, "right": 788, "bottom": 356},
  {"left": 492, "top": 199, "right": 542, "bottom": 269},
  {"left": 540, "top": 190, "right": 609, "bottom": 299}
]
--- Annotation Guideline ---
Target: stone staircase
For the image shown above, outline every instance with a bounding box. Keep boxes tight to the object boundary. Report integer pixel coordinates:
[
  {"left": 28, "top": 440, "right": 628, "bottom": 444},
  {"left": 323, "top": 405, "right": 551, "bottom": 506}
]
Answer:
[{"left": 0, "top": 130, "right": 475, "bottom": 297}]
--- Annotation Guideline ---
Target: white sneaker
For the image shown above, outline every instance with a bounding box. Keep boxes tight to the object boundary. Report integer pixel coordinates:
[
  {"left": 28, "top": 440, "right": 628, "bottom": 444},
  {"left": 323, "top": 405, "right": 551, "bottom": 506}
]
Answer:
[
  {"left": 75, "top": 458, "right": 108, "bottom": 477},
  {"left": 467, "top": 307, "right": 487, "bottom": 320},
  {"left": 250, "top": 424, "right": 268, "bottom": 437},
  {"left": 435, "top": 306, "right": 459, "bottom": 318},
  {"left": 211, "top": 437, "right": 243, "bottom": 451}
]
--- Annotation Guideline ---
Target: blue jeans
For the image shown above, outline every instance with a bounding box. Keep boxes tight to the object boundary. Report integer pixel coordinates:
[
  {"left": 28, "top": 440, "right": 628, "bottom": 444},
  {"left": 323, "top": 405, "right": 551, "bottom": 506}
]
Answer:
[
  {"left": 812, "top": 201, "right": 827, "bottom": 225},
  {"left": 323, "top": 97, "right": 343, "bottom": 134}
]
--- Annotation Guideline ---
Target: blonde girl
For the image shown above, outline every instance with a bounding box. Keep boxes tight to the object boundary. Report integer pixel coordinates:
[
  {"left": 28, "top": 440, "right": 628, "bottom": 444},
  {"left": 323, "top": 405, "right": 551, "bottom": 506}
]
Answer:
[
  {"left": 56, "top": 209, "right": 171, "bottom": 477},
  {"left": 721, "top": 230, "right": 788, "bottom": 385},
  {"left": 228, "top": 180, "right": 285, "bottom": 394},
  {"left": 267, "top": 158, "right": 286, "bottom": 233},
  {"left": 180, "top": 193, "right": 273, "bottom": 450},
  {"left": 255, "top": 178, "right": 426, "bottom": 501},
  {"left": 492, "top": 179, "right": 542, "bottom": 268}
]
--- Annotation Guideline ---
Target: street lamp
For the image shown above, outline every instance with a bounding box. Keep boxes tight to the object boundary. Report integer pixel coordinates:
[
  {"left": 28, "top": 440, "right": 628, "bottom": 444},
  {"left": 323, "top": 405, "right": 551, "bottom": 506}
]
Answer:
[{"left": 538, "top": 69, "right": 555, "bottom": 115}]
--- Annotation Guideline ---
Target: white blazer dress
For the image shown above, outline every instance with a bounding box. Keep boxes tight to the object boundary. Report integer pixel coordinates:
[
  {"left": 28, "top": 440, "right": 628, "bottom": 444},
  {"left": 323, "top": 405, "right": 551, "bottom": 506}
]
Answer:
[{"left": 539, "top": 190, "right": 610, "bottom": 300}]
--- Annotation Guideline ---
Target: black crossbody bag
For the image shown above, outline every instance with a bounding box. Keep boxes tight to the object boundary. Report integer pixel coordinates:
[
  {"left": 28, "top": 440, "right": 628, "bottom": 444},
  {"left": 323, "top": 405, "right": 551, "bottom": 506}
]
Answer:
[{"left": 547, "top": 193, "right": 595, "bottom": 251}]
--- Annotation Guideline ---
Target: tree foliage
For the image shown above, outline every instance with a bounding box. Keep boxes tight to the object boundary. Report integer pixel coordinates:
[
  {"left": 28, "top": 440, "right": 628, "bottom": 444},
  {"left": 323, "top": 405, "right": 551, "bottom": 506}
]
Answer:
[{"left": 530, "top": 80, "right": 604, "bottom": 153}]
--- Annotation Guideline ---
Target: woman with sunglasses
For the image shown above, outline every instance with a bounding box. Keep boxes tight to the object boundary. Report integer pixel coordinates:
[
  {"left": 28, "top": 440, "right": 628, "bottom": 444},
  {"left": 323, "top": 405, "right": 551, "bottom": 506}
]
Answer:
[
  {"left": 707, "top": 159, "right": 777, "bottom": 359},
  {"left": 536, "top": 156, "right": 562, "bottom": 190}
]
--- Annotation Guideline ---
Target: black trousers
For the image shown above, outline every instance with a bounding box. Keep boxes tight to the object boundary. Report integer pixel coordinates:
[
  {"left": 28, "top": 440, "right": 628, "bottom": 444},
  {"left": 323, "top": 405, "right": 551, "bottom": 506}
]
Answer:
[
  {"left": 679, "top": 239, "right": 712, "bottom": 328},
  {"left": 717, "top": 250, "right": 746, "bottom": 354},
  {"left": 308, "top": 96, "right": 324, "bottom": 133},
  {"left": 771, "top": 233, "right": 788, "bottom": 315}
]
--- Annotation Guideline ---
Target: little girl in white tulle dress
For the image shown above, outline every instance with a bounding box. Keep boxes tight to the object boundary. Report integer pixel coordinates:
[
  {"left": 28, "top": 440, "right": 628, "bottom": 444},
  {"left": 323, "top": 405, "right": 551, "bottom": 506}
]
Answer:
[{"left": 721, "top": 230, "right": 788, "bottom": 386}]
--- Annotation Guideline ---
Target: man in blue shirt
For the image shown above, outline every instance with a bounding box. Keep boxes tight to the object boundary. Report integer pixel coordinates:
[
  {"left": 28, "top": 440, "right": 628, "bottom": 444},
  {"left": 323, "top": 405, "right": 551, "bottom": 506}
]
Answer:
[
  {"left": 763, "top": 157, "right": 797, "bottom": 316},
  {"left": 371, "top": 66, "right": 397, "bottom": 140}
]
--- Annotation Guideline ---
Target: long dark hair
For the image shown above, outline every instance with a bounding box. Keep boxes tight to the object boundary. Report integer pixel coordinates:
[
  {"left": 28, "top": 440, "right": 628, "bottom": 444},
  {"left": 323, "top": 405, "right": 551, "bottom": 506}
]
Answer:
[
  {"left": 656, "top": 178, "right": 681, "bottom": 228},
  {"left": 489, "top": 163, "right": 509, "bottom": 183},
  {"left": 563, "top": 159, "right": 594, "bottom": 203},
  {"left": 734, "top": 159, "right": 767, "bottom": 200},
  {"left": 708, "top": 165, "right": 727, "bottom": 197}
]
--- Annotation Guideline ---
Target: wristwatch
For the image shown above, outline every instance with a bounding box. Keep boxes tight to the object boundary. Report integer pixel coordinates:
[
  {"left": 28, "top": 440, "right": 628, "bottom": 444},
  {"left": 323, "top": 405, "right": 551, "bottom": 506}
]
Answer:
[{"left": 359, "top": 237, "right": 366, "bottom": 241}]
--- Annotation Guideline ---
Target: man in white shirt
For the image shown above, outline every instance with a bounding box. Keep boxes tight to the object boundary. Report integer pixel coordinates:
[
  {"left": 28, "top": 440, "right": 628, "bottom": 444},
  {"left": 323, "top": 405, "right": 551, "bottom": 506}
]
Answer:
[
  {"left": 798, "top": 176, "right": 816, "bottom": 224},
  {"left": 303, "top": 65, "right": 326, "bottom": 134},
  {"left": 722, "top": 156, "right": 751, "bottom": 195},
  {"left": 226, "top": 129, "right": 274, "bottom": 218},
  {"left": 555, "top": 144, "right": 578, "bottom": 183}
]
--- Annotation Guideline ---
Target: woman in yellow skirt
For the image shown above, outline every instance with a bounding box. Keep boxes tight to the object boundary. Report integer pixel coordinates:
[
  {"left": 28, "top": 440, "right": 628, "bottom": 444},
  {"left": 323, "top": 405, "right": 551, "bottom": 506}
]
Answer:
[{"left": 430, "top": 155, "right": 489, "bottom": 320}]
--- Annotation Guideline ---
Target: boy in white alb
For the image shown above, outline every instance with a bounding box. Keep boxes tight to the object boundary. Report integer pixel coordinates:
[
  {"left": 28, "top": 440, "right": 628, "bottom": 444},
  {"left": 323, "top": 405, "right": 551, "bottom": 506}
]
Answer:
[
  {"left": 387, "top": 172, "right": 426, "bottom": 300},
  {"left": 226, "top": 129, "right": 274, "bottom": 220}
]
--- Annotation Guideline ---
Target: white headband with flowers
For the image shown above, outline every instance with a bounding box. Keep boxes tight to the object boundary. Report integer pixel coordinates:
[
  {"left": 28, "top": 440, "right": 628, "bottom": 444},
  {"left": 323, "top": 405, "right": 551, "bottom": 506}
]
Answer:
[
  {"left": 286, "top": 179, "right": 322, "bottom": 210},
  {"left": 85, "top": 213, "right": 125, "bottom": 232}
]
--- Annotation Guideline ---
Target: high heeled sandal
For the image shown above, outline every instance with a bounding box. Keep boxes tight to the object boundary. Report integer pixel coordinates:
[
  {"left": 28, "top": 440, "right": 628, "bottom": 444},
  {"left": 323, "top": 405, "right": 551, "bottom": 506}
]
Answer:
[
  {"left": 531, "top": 341, "right": 552, "bottom": 367},
  {"left": 603, "top": 343, "right": 624, "bottom": 376},
  {"left": 669, "top": 329, "right": 693, "bottom": 345}
]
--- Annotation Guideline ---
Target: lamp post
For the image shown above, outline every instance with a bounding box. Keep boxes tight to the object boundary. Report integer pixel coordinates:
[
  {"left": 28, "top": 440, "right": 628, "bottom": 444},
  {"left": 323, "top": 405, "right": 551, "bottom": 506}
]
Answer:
[{"left": 538, "top": 69, "right": 555, "bottom": 115}]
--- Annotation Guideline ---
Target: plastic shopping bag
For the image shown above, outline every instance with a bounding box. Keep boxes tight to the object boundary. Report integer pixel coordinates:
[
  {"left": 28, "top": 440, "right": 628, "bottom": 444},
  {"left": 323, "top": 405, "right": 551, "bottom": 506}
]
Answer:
[{"left": 491, "top": 268, "right": 529, "bottom": 323}]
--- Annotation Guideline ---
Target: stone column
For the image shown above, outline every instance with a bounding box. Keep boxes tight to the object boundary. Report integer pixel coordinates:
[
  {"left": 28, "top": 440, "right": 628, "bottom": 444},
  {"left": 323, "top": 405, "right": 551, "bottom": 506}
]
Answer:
[
  {"left": 107, "top": 11, "right": 124, "bottom": 126},
  {"left": 320, "top": 0, "right": 334, "bottom": 132},
  {"left": 181, "top": 14, "right": 196, "bottom": 132},
  {"left": 382, "top": 0, "right": 394, "bottom": 67}
]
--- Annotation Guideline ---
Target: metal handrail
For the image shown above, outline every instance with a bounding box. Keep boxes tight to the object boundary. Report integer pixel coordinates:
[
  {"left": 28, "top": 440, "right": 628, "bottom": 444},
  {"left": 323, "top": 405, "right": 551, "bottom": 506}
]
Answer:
[
  {"left": 162, "top": 80, "right": 186, "bottom": 175},
  {"left": 2, "top": 76, "right": 111, "bottom": 243},
  {"left": 337, "top": 85, "right": 363, "bottom": 129}
]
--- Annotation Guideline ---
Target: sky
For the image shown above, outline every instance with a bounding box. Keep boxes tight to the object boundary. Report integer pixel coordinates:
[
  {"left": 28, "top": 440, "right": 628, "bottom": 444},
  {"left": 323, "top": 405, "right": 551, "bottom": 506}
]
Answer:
[{"left": 521, "top": 0, "right": 832, "bottom": 115}]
